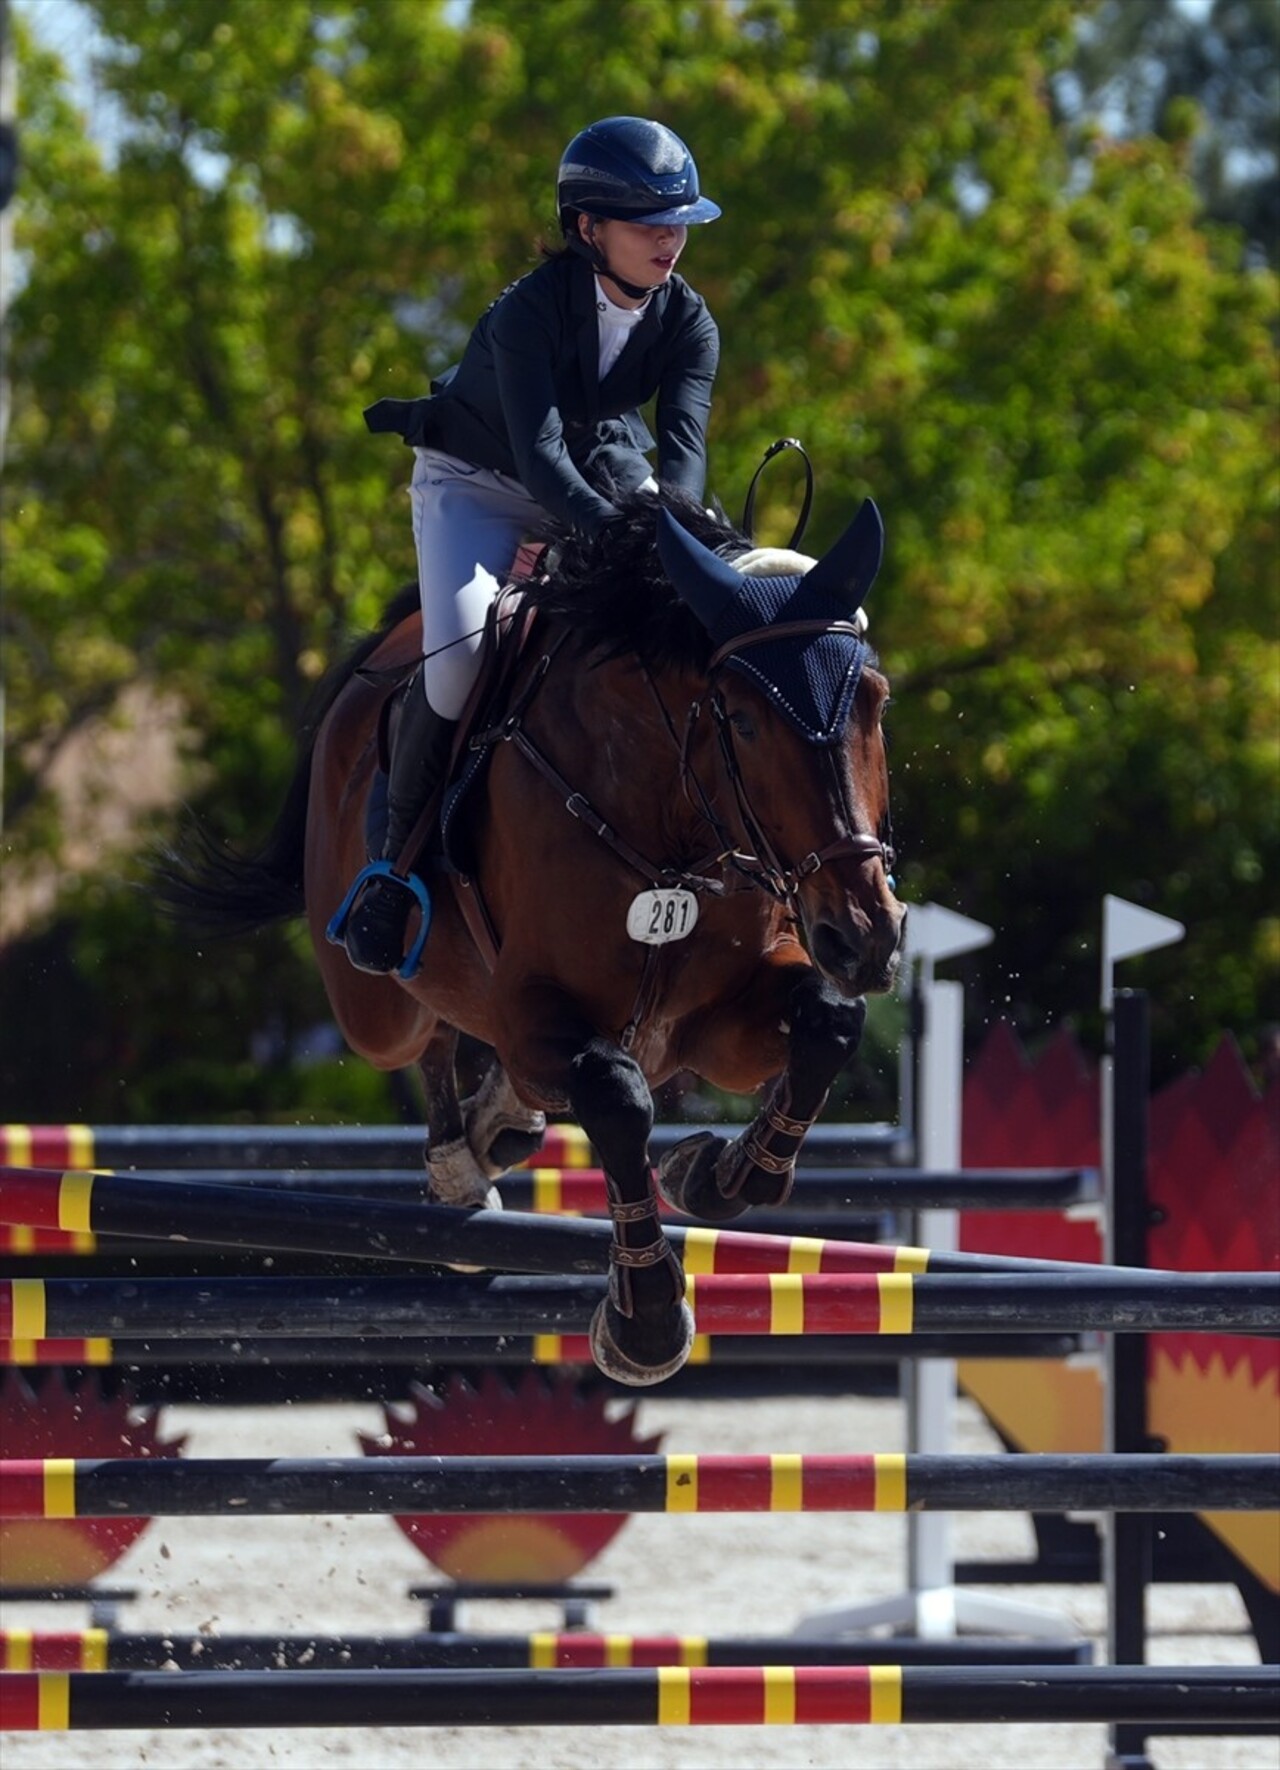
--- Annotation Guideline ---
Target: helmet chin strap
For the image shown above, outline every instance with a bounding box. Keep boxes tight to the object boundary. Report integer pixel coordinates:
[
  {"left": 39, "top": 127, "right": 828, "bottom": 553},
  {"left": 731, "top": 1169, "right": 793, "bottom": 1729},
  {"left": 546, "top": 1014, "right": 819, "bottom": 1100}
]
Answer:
[{"left": 567, "top": 223, "right": 659, "bottom": 303}]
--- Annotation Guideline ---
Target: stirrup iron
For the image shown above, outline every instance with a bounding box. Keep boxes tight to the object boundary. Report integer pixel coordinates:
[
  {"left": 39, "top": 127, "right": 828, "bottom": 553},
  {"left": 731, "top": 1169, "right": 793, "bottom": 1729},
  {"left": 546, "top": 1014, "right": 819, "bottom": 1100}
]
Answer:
[{"left": 325, "top": 860, "right": 433, "bottom": 980}]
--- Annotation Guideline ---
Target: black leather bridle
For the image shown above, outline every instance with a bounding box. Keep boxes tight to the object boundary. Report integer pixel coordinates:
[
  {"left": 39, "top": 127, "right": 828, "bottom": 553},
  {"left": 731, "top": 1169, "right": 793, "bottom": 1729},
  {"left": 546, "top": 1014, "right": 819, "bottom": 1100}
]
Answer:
[{"left": 657, "top": 619, "right": 896, "bottom": 908}]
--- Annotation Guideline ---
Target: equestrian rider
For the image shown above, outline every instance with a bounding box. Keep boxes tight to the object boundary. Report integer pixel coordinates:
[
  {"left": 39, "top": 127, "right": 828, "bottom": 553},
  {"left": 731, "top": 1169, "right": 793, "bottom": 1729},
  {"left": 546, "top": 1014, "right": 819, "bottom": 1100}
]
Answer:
[{"left": 344, "top": 116, "right": 722, "bottom": 974}]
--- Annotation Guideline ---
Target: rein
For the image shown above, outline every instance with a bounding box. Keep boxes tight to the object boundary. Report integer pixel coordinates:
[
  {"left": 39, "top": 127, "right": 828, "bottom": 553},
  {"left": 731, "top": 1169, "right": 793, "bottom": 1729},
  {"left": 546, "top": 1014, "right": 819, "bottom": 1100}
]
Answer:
[
  {"left": 741, "top": 437, "right": 814, "bottom": 552},
  {"left": 671, "top": 620, "right": 896, "bottom": 905},
  {"left": 706, "top": 685, "right": 893, "bottom": 902},
  {"left": 463, "top": 606, "right": 894, "bottom": 1045},
  {"left": 477, "top": 633, "right": 733, "bottom": 898}
]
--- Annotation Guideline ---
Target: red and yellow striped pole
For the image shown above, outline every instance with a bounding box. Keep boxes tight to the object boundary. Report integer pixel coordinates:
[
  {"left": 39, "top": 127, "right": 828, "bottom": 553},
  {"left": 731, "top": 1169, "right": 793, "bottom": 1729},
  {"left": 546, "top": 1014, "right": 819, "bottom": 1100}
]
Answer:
[
  {"left": 3, "top": 1664, "right": 1273, "bottom": 1730},
  {"left": 4, "top": 1451, "right": 1266, "bottom": 1519},
  {"left": 1, "top": 1337, "right": 113, "bottom": 1367},
  {"left": 0, "top": 1452, "right": 909, "bottom": 1518},
  {"left": 0, "top": 1127, "right": 96, "bottom": 1171},
  {"left": 0, "top": 1165, "right": 931, "bottom": 1278},
  {"left": 0, "top": 1632, "right": 110, "bottom": 1672},
  {"left": 0, "top": 1166, "right": 98, "bottom": 1253},
  {"left": 0, "top": 1124, "right": 596, "bottom": 1170},
  {"left": 654, "top": 1664, "right": 903, "bottom": 1724},
  {"left": 0, "top": 1271, "right": 919, "bottom": 1341},
  {"left": 661, "top": 1453, "right": 906, "bottom": 1513},
  {"left": 0, "top": 1664, "right": 902, "bottom": 1729},
  {"left": 4, "top": 1268, "right": 1274, "bottom": 1342},
  {"left": 0, "top": 1627, "right": 1095, "bottom": 1673},
  {"left": 685, "top": 1271, "right": 915, "bottom": 1334}
]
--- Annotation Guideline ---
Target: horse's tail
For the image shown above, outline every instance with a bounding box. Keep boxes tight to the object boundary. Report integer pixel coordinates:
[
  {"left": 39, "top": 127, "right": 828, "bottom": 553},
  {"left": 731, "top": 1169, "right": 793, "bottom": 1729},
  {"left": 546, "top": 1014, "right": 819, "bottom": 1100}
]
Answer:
[
  {"left": 152, "top": 761, "right": 314, "bottom": 934},
  {"left": 154, "top": 584, "right": 421, "bottom": 936}
]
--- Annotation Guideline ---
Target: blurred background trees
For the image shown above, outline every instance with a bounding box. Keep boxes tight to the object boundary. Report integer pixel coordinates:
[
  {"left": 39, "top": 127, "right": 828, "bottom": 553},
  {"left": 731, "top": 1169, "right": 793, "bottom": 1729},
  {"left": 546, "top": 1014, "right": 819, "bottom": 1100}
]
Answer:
[
  {"left": 1065, "top": 0, "right": 1278, "bottom": 261},
  {"left": 2, "top": 0, "right": 1276, "bottom": 1120}
]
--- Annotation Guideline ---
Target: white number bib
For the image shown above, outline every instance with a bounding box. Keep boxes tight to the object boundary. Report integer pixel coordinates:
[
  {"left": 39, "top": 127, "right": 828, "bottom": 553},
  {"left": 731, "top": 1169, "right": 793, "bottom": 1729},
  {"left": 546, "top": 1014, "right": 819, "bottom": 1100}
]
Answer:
[{"left": 626, "top": 888, "right": 699, "bottom": 946}]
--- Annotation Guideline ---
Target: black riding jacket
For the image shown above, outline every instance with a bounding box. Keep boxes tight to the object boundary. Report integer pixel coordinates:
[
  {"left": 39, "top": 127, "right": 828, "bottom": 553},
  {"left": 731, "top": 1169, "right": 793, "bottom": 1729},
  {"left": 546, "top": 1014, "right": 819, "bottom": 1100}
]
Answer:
[{"left": 364, "top": 253, "right": 719, "bottom": 537}]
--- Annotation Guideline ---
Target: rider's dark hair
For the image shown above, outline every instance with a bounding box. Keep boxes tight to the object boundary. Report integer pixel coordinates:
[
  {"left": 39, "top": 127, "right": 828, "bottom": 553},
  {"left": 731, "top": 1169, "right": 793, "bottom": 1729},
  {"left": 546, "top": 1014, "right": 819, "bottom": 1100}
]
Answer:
[{"left": 538, "top": 209, "right": 580, "bottom": 262}]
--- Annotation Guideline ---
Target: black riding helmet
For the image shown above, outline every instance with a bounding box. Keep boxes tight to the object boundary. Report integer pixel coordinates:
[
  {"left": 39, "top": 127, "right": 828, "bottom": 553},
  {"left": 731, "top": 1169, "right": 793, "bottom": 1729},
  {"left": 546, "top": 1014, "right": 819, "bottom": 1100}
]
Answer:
[
  {"left": 558, "top": 117, "right": 720, "bottom": 298},
  {"left": 558, "top": 116, "right": 722, "bottom": 229}
]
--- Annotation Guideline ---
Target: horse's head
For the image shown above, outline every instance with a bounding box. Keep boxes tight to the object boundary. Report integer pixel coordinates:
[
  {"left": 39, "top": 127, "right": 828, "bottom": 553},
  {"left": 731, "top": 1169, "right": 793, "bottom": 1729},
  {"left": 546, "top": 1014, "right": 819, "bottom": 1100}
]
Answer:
[{"left": 659, "top": 503, "right": 906, "bottom": 996}]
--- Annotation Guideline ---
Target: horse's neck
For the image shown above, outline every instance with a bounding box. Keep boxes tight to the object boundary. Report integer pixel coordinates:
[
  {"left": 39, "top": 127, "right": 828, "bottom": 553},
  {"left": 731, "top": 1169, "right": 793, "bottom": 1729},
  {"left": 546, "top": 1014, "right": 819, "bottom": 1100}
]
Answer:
[{"left": 549, "top": 652, "right": 706, "bottom": 837}]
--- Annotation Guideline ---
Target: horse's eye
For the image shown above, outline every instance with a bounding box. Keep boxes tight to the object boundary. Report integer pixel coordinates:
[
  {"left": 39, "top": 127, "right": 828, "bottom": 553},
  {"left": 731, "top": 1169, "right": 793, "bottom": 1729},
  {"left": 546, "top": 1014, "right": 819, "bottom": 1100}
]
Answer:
[{"left": 729, "top": 710, "right": 756, "bottom": 740}]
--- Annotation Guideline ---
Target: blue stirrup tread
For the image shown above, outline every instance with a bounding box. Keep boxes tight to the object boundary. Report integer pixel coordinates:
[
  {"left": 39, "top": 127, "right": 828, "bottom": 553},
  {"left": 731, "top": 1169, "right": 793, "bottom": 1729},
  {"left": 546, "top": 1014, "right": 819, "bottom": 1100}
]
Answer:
[{"left": 325, "top": 860, "right": 434, "bottom": 981}]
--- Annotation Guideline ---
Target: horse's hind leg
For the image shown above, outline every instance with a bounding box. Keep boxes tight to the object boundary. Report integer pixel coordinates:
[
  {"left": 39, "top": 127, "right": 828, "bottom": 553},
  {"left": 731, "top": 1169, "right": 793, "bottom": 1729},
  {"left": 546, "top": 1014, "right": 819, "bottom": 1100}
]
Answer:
[
  {"left": 567, "top": 1036, "right": 693, "bottom": 1386},
  {"left": 461, "top": 1059, "right": 548, "bottom": 1178},
  {"left": 659, "top": 970, "right": 867, "bottom": 1218},
  {"left": 417, "top": 1023, "right": 496, "bottom": 1207}
]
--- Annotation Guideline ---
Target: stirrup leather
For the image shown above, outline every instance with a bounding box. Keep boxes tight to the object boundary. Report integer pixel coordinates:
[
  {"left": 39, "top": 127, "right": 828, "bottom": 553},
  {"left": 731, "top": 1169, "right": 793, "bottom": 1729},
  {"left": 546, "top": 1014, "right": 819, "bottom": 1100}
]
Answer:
[{"left": 325, "top": 860, "right": 433, "bottom": 981}]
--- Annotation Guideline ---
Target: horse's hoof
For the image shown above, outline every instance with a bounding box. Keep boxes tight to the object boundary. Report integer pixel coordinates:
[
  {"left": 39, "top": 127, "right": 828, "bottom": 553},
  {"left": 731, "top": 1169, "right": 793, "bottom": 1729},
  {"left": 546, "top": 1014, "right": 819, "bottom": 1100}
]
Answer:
[
  {"left": 655, "top": 1132, "right": 751, "bottom": 1222},
  {"left": 721, "top": 1137, "right": 795, "bottom": 1209},
  {"left": 484, "top": 1125, "right": 547, "bottom": 1177},
  {"left": 430, "top": 1183, "right": 501, "bottom": 1212},
  {"left": 588, "top": 1298, "right": 695, "bottom": 1387},
  {"left": 462, "top": 1069, "right": 548, "bottom": 1179},
  {"left": 427, "top": 1136, "right": 497, "bottom": 1207}
]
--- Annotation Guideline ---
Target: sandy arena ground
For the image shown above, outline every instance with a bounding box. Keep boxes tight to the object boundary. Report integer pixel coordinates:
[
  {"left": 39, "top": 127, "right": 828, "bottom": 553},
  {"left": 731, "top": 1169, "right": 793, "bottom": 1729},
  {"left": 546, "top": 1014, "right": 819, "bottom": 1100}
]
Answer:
[{"left": 1, "top": 1383, "right": 1272, "bottom": 1770}]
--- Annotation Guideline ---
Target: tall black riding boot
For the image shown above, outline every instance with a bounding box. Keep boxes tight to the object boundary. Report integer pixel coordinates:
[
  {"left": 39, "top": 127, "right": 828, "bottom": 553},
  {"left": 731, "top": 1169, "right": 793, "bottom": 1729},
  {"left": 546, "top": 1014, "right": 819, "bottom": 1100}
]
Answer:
[{"left": 344, "top": 683, "right": 458, "bottom": 975}]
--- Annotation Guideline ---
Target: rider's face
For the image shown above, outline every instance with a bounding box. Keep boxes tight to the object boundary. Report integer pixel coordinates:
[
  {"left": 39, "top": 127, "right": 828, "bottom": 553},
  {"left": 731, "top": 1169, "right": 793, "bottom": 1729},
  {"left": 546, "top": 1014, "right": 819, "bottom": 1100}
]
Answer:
[{"left": 580, "top": 216, "right": 688, "bottom": 306}]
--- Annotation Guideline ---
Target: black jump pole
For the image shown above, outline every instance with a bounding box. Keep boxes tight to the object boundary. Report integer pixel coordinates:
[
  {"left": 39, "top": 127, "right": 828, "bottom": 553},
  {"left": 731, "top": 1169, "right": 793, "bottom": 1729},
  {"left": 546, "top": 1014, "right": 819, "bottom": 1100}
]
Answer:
[
  {"left": 0, "top": 1629, "right": 1094, "bottom": 1672},
  {"left": 4, "top": 1270, "right": 1275, "bottom": 1341},
  {"left": 1107, "top": 985, "right": 1155, "bottom": 1770},
  {"left": 1, "top": 1664, "right": 1275, "bottom": 1731},
  {"left": 2, "top": 1331, "right": 1086, "bottom": 1368},
  {"left": 0, "top": 1120, "right": 909, "bottom": 1170},
  {"left": 3, "top": 1453, "right": 1275, "bottom": 1517},
  {"left": 0, "top": 1166, "right": 1107, "bottom": 1271}
]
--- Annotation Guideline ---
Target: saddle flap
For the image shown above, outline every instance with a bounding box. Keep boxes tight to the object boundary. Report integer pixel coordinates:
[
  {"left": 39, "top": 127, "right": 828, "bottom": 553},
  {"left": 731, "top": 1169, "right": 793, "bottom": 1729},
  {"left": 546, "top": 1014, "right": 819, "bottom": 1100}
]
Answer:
[
  {"left": 451, "top": 581, "right": 541, "bottom": 769},
  {"left": 439, "top": 581, "right": 545, "bottom": 876},
  {"left": 363, "top": 573, "right": 543, "bottom": 870}
]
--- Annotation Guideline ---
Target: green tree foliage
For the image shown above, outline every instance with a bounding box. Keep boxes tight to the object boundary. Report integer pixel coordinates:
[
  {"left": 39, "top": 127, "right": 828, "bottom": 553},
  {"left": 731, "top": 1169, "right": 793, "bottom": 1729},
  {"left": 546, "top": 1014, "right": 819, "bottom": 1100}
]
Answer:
[
  {"left": 2, "top": 0, "right": 1276, "bottom": 1117},
  {"left": 1066, "top": 0, "right": 1279, "bottom": 264}
]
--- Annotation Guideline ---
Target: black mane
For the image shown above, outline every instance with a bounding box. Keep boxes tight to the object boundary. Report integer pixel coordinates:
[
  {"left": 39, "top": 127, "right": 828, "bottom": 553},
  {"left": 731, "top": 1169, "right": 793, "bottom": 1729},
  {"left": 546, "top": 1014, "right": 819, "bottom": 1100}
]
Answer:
[{"left": 526, "top": 485, "right": 749, "bottom": 672}]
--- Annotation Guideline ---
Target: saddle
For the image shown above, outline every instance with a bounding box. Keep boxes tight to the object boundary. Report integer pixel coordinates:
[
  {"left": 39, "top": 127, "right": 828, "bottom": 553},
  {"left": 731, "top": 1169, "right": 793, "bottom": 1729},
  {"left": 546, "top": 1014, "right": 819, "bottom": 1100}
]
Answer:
[{"left": 367, "top": 551, "right": 547, "bottom": 887}]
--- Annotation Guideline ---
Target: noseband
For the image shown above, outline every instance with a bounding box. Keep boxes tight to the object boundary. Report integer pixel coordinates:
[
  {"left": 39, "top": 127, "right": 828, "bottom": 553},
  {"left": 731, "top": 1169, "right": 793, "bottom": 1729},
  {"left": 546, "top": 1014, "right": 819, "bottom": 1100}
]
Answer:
[{"left": 674, "top": 619, "right": 897, "bottom": 907}]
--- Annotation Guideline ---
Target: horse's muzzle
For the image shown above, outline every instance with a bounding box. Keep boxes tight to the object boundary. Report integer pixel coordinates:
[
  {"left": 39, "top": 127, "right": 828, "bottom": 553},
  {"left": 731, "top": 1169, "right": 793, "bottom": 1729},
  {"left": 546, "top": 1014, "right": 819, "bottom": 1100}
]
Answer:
[{"left": 809, "top": 902, "right": 907, "bottom": 995}]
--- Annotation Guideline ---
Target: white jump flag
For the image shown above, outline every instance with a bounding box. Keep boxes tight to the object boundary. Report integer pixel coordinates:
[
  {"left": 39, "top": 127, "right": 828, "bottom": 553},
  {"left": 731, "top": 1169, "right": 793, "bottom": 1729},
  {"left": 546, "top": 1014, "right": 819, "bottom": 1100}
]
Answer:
[{"left": 1101, "top": 894, "right": 1185, "bottom": 1010}]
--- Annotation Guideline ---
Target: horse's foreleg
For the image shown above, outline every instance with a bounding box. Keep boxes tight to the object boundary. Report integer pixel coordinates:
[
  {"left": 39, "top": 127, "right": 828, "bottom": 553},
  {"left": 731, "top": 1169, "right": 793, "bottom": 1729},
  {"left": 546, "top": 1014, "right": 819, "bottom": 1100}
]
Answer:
[
  {"left": 658, "top": 970, "right": 867, "bottom": 1218},
  {"left": 717, "top": 974, "right": 867, "bottom": 1205},
  {"left": 417, "top": 1023, "right": 496, "bottom": 1207},
  {"left": 499, "top": 987, "right": 692, "bottom": 1386},
  {"left": 566, "top": 1037, "right": 693, "bottom": 1386}
]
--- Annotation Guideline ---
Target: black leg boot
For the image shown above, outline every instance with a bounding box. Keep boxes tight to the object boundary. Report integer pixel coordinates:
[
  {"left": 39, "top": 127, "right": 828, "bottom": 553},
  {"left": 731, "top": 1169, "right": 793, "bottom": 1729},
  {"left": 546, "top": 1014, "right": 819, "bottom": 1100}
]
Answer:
[{"left": 344, "top": 684, "right": 458, "bottom": 975}]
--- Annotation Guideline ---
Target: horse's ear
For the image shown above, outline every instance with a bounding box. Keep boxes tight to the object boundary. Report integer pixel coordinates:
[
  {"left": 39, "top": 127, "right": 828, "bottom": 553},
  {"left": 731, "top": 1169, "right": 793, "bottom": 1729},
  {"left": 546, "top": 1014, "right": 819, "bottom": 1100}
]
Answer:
[
  {"left": 657, "top": 508, "right": 747, "bottom": 632},
  {"left": 803, "top": 498, "right": 884, "bottom": 608}
]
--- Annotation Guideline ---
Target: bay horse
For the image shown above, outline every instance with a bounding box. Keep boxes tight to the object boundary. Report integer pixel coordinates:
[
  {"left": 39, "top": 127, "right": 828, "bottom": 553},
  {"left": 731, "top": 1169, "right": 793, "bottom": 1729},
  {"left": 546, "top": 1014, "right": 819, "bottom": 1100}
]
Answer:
[{"left": 164, "top": 489, "right": 905, "bottom": 1384}]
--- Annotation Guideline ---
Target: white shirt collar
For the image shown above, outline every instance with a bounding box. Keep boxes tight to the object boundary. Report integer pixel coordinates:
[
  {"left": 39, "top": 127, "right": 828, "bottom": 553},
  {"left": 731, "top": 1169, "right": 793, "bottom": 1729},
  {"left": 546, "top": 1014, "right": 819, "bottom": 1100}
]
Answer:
[{"left": 594, "top": 275, "right": 650, "bottom": 324}]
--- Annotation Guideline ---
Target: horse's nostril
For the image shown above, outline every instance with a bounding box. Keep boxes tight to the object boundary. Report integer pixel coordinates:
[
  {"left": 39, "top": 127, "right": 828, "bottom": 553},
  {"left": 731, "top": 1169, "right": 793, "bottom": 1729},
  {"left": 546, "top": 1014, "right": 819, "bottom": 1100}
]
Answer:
[{"left": 811, "top": 921, "right": 858, "bottom": 976}]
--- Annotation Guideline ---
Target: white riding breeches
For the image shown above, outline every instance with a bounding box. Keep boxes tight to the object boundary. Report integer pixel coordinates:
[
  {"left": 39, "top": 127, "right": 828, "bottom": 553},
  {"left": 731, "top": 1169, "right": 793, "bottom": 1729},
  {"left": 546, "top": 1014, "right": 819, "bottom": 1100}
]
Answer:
[{"left": 409, "top": 448, "right": 546, "bottom": 719}]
